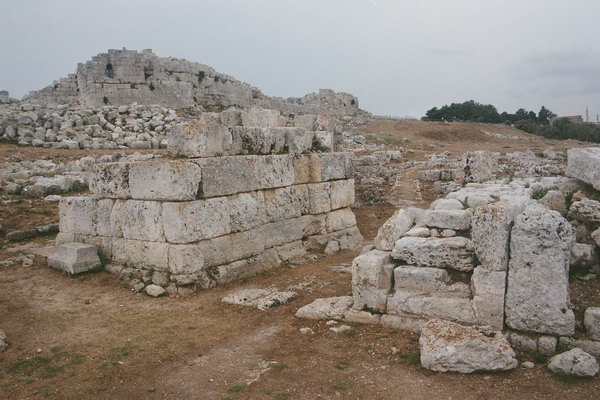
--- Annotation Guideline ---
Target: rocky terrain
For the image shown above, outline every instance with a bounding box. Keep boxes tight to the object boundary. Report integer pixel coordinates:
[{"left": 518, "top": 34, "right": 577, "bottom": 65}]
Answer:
[{"left": 1, "top": 50, "right": 599, "bottom": 400}]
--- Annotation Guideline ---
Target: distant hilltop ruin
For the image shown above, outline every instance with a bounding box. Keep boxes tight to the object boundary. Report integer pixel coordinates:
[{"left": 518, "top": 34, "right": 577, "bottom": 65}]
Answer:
[{"left": 22, "top": 48, "right": 359, "bottom": 115}]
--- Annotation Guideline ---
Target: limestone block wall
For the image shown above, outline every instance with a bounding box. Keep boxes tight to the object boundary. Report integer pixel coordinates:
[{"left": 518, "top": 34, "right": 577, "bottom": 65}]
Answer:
[
  {"left": 344, "top": 177, "right": 600, "bottom": 357},
  {"left": 56, "top": 151, "right": 361, "bottom": 293}
]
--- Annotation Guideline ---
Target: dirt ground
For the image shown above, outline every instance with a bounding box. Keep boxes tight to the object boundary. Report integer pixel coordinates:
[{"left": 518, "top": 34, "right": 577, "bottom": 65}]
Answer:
[{"left": 1, "top": 122, "right": 600, "bottom": 399}]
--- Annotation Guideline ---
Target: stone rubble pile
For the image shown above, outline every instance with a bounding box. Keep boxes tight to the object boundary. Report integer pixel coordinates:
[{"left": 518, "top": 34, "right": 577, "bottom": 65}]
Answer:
[
  {"left": 55, "top": 109, "right": 362, "bottom": 295},
  {"left": 297, "top": 147, "right": 600, "bottom": 373},
  {"left": 0, "top": 151, "right": 160, "bottom": 197},
  {"left": 0, "top": 102, "right": 178, "bottom": 149}
]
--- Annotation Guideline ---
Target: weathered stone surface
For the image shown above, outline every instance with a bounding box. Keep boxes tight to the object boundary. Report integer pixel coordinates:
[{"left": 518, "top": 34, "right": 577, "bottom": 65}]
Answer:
[
  {"left": 222, "top": 288, "right": 296, "bottom": 310},
  {"left": 566, "top": 147, "right": 600, "bottom": 190},
  {"left": 47, "top": 243, "right": 101, "bottom": 274},
  {"left": 471, "top": 198, "right": 533, "bottom": 271},
  {"left": 568, "top": 198, "right": 600, "bottom": 224},
  {"left": 127, "top": 160, "right": 202, "bottom": 200},
  {"left": 548, "top": 348, "right": 599, "bottom": 377},
  {"left": 89, "top": 162, "right": 130, "bottom": 198},
  {"left": 419, "top": 209, "right": 473, "bottom": 230},
  {"left": 343, "top": 309, "right": 381, "bottom": 325},
  {"left": 145, "top": 284, "right": 166, "bottom": 297},
  {"left": 351, "top": 250, "right": 394, "bottom": 312},
  {"left": 419, "top": 319, "right": 518, "bottom": 374},
  {"left": 169, "top": 124, "right": 233, "bottom": 158},
  {"left": 263, "top": 186, "right": 307, "bottom": 223},
  {"left": 162, "top": 198, "right": 230, "bottom": 243},
  {"left": 429, "top": 199, "right": 464, "bottom": 210},
  {"left": 241, "top": 108, "right": 284, "bottom": 128},
  {"left": 326, "top": 208, "right": 357, "bottom": 233},
  {"left": 374, "top": 208, "right": 419, "bottom": 251},
  {"left": 404, "top": 227, "right": 430, "bottom": 237},
  {"left": 193, "top": 155, "right": 295, "bottom": 198},
  {"left": 210, "top": 248, "right": 281, "bottom": 285},
  {"left": 559, "top": 337, "right": 600, "bottom": 359},
  {"left": 505, "top": 204, "right": 575, "bottom": 336},
  {"left": 59, "top": 196, "right": 113, "bottom": 236},
  {"left": 295, "top": 296, "right": 353, "bottom": 320},
  {"left": 380, "top": 314, "right": 426, "bottom": 333},
  {"left": 168, "top": 244, "right": 205, "bottom": 275},
  {"left": 228, "top": 191, "right": 267, "bottom": 232},
  {"left": 112, "top": 239, "right": 169, "bottom": 271},
  {"left": 471, "top": 267, "right": 506, "bottom": 330},
  {"left": 307, "top": 182, "right": 332, "bottom": 214},
  {"left": 330, "top": 179, "right": 355, "bottom": 210},
  {"left": 110, "top": 200, "right": 164, "bottom": 241},
  {"left": 462, "top": 151, "right": 498, "bottom": 183},
  {"left": 0, "top": 330, "right": 7, "bottom": 352},
  {"left": 584, "top": 307, "right": 600, "bottom": 341},
  {"left": 392, "top": 237, "right": 475, "bottom": 272},
  {"left": 571, "top": 243, "right": 597, "bottom": 267},
  {"left": 393, "top": 266, "right": 450, "bottom": 292},
  {"left": 539, "top": 190, "right": 567, "bottom": 215}
]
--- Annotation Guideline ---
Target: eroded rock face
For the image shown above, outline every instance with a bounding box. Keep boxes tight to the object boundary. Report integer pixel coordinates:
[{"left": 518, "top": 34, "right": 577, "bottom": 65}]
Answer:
[
  {"left": 351, "top": 250, "right": 394, "bottom": 312},
  {"left": 568, "top": 198, "right": 600, "bottom": 224},
  {"left": 566, "top": 147, "right": 600, "bottom": 191},
  {"left": 548, "top": 348, "right": 599, "bottom": 377},
  {"left": 505, "top": 204, "right": 576, "bottom": 336},
  {"left": 392, "top": 237, "right": 475, "bottom": 272},
  {"left": 419, "top": 319, "right": 518, "bottom": 374},
  {"left": 374, "top": 209, "right": 418, "bottom": 251}
]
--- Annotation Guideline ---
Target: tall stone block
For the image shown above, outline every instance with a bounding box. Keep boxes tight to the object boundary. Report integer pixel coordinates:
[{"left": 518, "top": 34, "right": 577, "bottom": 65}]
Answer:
[
  {"left": 505, "top": 204, "right": 576, "bottom": 336},
  {"left": 566, "top": 147, "right": 600, "bottom": 190}
]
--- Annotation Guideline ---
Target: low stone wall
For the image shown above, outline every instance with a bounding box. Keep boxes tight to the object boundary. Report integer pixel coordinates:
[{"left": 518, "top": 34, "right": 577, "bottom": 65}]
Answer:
[
  {"left": 55, "top": 115, "right": 362, "bottom": 293},
  {"left": 297, "top": 173, "right": 600, "bottom": 359}
]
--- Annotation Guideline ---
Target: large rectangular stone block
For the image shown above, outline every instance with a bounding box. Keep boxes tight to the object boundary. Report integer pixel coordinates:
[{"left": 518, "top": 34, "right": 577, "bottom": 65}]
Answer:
[
  {"left": 59, "top": 196, "right": 114, "bottom": 237},
  {"left": 505, "top": 204, "right": 575, "bottom": 336},
  {"left": 330, "top": 179, "right": 355, "bottom": 210},
  {"left": 566, "top": 148, "right": 600, "bottom": 190},
  {"left": 168, "top": 244, "right": 205, "bottom": 275},
  {"left": 110, "top": 200, "right": 164, "bottom": 242},
  {"left": 162, "top": 198, "right": 230, "bottom": 243},
  {"left": 193, "top": 155, "right": 294, "bottom": 198},
  {"left": 169, "top": 124, "right": 234, "bottom": 158},
  {"left": 227, "top": 191, "right": 267, "bottom": 232},
  {"left": 112, "top": 238, "right": 169, "bottom": 271},
  {"left": 263, "top": 185, "right": 308, "bottom": 223},
  {"left": 326, "top": 208, "right": 357, "bottom": 232},
  {"left": 351, "top": 250, "right": 394, "bottom": 312},
  {"left": 392, "top": 237, "right": 476, "bottom": 272},
  {"left": 307, "top": 182, "right": 332, "bottom": 214},
  {"left": 128, "top": 160, "right": 202, "bottom": 201},
  {"left": 471, "top": 267, "right": 506, "bottom": 330},
  {"left": 90, "top": 160, "right": 202, "bottom": 201}
]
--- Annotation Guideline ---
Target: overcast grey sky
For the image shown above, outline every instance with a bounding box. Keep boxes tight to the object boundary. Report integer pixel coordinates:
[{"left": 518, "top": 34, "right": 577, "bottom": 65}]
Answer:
[{"left": 2, "top": 0, "right": 599, "bottom": 118}]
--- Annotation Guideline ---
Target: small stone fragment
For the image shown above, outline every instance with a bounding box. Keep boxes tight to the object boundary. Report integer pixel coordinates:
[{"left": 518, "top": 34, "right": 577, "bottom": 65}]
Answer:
[
  {"left": 145, "top": 284, "right": 166, "bottom": 297},
  {"left": 548, "top": 348, "right": 599, "bottom": 377}
]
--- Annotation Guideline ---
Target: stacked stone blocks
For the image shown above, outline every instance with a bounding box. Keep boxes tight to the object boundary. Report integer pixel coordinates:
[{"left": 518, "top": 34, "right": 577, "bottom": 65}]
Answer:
[{"left": 56, "top": 114, "right": 361, "bottom": 292}]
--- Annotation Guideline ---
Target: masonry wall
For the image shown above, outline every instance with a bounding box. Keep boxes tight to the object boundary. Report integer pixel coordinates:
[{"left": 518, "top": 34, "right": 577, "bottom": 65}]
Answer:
[{"left": 56, "top": 152, "right": 361, "bottom": 293}]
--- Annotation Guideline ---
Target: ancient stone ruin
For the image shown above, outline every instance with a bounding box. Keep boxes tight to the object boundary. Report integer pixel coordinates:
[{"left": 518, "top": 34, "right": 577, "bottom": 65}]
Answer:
[
  {"left": 54, "top": 108, "right": 362, "bottom": 294},
  {"left": 23, "top": 48, "right": 359, "bottom": 115},
  {"left": 297, "top": 148, "right": 600, "bottom": 373}
]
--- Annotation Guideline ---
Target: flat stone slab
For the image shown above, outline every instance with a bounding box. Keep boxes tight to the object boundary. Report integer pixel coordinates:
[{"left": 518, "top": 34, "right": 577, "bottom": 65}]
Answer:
[
  {"left": 419, "top": 319, "right": 518, "bottom": 374},
  {"left": 295, "top": 296, "right": 353, "bottom": 320},
  {"left": 566, "top": 148, "right": 600, "bottom": 190},
  {"left": 47, "top": 242, "right": 101, "bottom": 274},
  {"left": 222, "top": 288, "right": 296, "bottom": 310}
]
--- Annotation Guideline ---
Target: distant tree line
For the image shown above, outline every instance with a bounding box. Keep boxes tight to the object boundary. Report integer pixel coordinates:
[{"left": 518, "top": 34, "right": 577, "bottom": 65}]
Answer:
[{"left": 423, "top": 100, "right": 600, "bottom": 143}]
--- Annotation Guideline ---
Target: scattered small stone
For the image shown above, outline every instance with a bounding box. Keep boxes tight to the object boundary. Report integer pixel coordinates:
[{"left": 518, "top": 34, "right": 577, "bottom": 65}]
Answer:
[
  {"left": 0, "top": 330, "right": 8, "bottom": 352},
  {"left": 330, "top": 325, "right": 352, "bottom": 334},
  {"left": 548, "top": 348, "right": 599, "bottom": 377},
  {"left": 299, "top": 328, "right": 314, "bottom": 335},
  {"left": 522, "top": 361, "right": 535, "bottom": 369},
  {"left": 325, "top": 320, "right": 338, "bottom": 326},
  {"left": 36, "top": 348, "right": 42, "bottom": 353},
  {"left": 222, "top": 288, "right": 296, "bottom": 310},
  {"left": 391, "top": 347, "right": 399, "bottom": 355},
  {"left": 324, "top": 240, "right": 340, "bottom": 255},
  {"left": 145, "top": 284, "right": 166, "bottom": 297},
  {"left": 44, "top": 195, "right": 62, "bottom": 202},
  {"left": 133, "top": 282, "right": 145, "bottom": 293}
]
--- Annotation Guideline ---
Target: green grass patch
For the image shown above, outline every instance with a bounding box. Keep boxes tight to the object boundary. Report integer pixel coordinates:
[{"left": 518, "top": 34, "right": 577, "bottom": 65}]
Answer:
[
  {"left": 531, "top": 185, "right": 559, "bottom": 200},
  {"left": 334, "top": 360, "right": 351, "bottom": 370}
]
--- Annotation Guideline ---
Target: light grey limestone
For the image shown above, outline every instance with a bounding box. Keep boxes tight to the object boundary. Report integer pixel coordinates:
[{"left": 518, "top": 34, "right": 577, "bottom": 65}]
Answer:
[
  {"left": 392, "top": 237, "right": 476, "bottom": 272},
  {"left": 374, "top": 208, "right": 419, "bottom": 251},
  {"left": 419, "top": 319, "right": 518, "bottom": 373},
  {"left": 162, "top": 198, "right": 230, "bottom": 243},
  {"left": 47, "top": 242, "right": 101, "bottom": 274},
  {"left": 505, "top": 204, "right": 575, "bottom": 336},
  {"left": 295, "top": 296, "right": 353, "bottom": 320},
  {"left": 548, "top": 348, "right": 599, "bottom": 377},
  {"left": 351, "top": 250, "right": 394, "bottom": 312},
  {"left": 584, "top": 307, "right": 600, "bottom": 341},
  {"left": 471, "top": 266, "right": 506, "bottom": 330},
  {"left": 419, "top": 209, "right": 473, "bottom": 230},
  {"left": 566, "top": 147, "right": 600, "bottom": 190}
]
